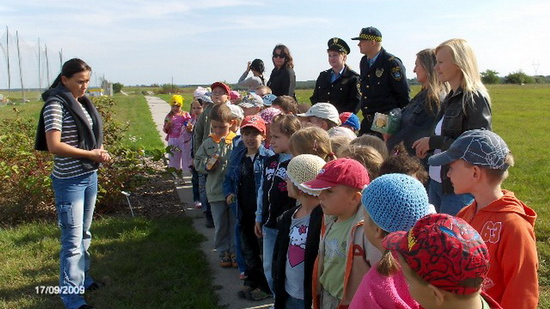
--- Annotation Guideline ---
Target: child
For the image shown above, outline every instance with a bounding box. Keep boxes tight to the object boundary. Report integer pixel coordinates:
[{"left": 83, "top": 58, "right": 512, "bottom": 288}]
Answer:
[
  {"left": 349, "top": 134, "right": 389, "bottom": 159},
  {"left": 259, "top": 106, "right": 282, "bottom": 149},
  {"left": 337, "top": 144, "right": 384, "bottom": 179},
  {"left": 428, "top": 129, "right": 538, "bottom": 309},
  {"left": 383, "top": 213, "right": 502, "bottom": 309},
  {"left": 262, "top": 93, "right": 277, "bottom": 107},
  {"left": 297, "top": 103, "right": 341, "bottom": 130},
  {"left": 194, "top": 103, "right": 239, "bottom": 267},
  {"left": 380, "top": 142, "right": 428, "bottom": 184},
  {"left": 224, "top": 115, "right": 274, "bottom": 299},
  {"left": 289, "top": 126, "right": 337, "bottom": 162},
  {"left": 301, "top": 158, "right": 379, "bottom": 309},
  {"left": 339, "top": 112, "right": 360, "bottom": 133},
  {"left": 189, "top": 98, "right": 204, "bottom": 208},
  {"left": 194, "top": 82, "right": 231, "bottom": 228},
  {"left": 255, "top": 114, "right": 302, "bottom": 295},
  {"left": 349, "top": 173, "right": 435, "bottom": 309},
  {"left": 163, "top": 94, "right": 192, "bottom": 179},
  {"left": 273, "top": 154, "right": 327, "bottom": 309},
  {"left": 255, "top": 85, "right": 273, "bottom": 98},
  {"left": 238, "top": 93, "right": 264, "bottom": 116},
  {"left": 272, "top": 95, "right": 299, "bottom": 114}
]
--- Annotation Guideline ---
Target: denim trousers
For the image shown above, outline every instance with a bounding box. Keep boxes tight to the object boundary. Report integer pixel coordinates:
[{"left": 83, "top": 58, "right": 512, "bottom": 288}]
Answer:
[
  {"left": 262, "top": 225, "right": 279, "bottom": 294},
  {"left": 51, "top": 171, "right": 97, "bottom": 309},
  {"left": 198, "top": 173, "right": 212, "bottom": 218},
  {"left": 285, "top": 295, "right": 306, "bottom": 309},
  {"left": 428, "top": 179, "right": 474, "bottom": 215},
  {"left": 190, "top": 166, "right": 200, "bottom": 202},
  {"left": 210, "top": 201, "right": 236, "bottom": 256}
]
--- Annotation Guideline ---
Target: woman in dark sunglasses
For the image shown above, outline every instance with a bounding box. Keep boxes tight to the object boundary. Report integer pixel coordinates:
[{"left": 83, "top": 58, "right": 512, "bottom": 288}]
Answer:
[{"left": 267, "top": 44, "right": 296, "bottom": 98}]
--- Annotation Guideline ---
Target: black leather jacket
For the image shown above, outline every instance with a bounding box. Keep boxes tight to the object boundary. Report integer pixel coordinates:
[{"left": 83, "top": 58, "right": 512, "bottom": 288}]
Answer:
[{"left": 429, "top": 88, "right": 492, "bottom": 193}]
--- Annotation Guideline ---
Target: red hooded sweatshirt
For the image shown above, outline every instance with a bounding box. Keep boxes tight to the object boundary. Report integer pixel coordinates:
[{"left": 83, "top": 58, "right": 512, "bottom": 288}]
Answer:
[{"left": 457, "top": 190, "right": 538, "bottom": 309}]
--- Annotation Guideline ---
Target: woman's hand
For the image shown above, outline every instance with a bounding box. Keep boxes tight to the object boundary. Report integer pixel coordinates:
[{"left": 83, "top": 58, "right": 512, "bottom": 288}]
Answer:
[
  {"left": 412, "top": 137, "right": 430, "bottom": 159},
  {"left": 89, "top": 149, "right": 111, "bottom": 163},
  {"left": 254, "top": 222, "right": 263, "bottom": 238},
  {"left": 246, "top": 61, "right": 251, "bottom": 71}
]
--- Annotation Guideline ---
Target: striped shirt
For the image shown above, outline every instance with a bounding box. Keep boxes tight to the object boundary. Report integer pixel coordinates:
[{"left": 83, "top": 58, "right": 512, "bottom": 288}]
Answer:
[{"left": 43, "top": 100, "right": 96, "bottom": 179}]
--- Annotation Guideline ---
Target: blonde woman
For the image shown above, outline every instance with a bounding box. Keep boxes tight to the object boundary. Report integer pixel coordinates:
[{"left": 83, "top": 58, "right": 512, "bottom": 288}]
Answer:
[
  {"left": 412, "top": 38, "right": 492, "bottom": 215},
  {"left": 387, "top": 49, "right": 447, "bottom": 156}
]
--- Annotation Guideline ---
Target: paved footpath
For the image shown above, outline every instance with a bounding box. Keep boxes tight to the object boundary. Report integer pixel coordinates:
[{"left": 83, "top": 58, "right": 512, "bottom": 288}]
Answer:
[{"left": 146, "top": 96, "right": 274, "bottom": 309}]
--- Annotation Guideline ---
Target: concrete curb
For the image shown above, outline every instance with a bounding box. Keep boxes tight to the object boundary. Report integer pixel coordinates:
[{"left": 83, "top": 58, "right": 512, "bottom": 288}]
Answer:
[{"left": 146, "top": 96, "right": 274, "bottom": 309}]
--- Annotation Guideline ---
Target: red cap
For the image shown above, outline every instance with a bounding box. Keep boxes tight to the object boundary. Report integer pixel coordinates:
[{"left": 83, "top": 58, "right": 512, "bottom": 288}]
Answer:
[
  {"left": 240, "top": 115, "right": 266, "bottom": 135},
  {"left": 211, "top": 82, "right": 231, "bottom": 95},
  {"left": 300, "top": 158, "right": 370, "bottom": 191},
  {"left": 382, "top": 213, "right": 490, "bottom": 295}
]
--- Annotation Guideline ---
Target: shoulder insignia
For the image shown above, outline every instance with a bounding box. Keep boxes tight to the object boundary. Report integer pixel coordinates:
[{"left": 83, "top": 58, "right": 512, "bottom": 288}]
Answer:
[
  {"left": 388, "top": 56, "right": 395, "bottom": 61},
  {"left": 391, "top": 66, "right": 402, "bottom": 81}
]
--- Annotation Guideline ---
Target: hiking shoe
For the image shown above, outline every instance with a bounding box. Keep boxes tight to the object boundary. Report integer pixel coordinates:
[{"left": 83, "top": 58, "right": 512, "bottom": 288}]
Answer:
[
  {"left": 194, "top": 201, "right": 202, "bottom": 209},
  {"left": 219, "top": 252, "right": 232, "bottom": 268},
  {"left": 205, "top": 216, "right": 214, "bottom": 228},
  {"left": 230, "top": 253, "right": 238, "bottom": 268},
  {"left": 237, "top": 286, "right": 253, "bottom": 299},
  {"left": 246, "top": 288, "right": 271, "bottom": 301}
]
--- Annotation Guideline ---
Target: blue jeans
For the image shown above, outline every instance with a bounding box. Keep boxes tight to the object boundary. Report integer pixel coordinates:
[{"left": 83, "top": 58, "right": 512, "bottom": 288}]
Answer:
[
  {"left": 191, "top": 166, "right": 200, "bottom": 203},
  {"left": 198, "top": 173, "right": 212, "bottom": 218},
  {"left": 285, "top": 295, "right": 305, "bottom": 309},
  {"left": 262, "top": 226, "right": 278, "bottom": 295},
  {"left": 428, "top": 179, "right": 474, "bottom": 215},
  {"left": 52, "top": 172, "right": 98, "bottom": 309}
]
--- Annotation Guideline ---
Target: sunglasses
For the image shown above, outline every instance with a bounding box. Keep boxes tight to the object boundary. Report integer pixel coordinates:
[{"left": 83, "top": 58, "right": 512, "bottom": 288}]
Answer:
[{"left": 273, "top": 53, "right": 287, "bottom": 59}]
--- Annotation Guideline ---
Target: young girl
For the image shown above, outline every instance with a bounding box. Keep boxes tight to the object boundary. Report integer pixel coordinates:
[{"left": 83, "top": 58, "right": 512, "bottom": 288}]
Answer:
[
  {"left": 255, "top": 114, "right": 301, "bottom": 296},
  {"left": 349, "top": 174, "right": 435, "bottom": 309},
  {"left": 289, "top": 126, "right": 337, "bottom": 162},
  {"left": 163, "top": 94, "right": 192, "bottom": 180},
  {"left": 189, "top": 98, "right": 204, "bottom": 208},
  {"left": 380, "top": 142, "right": 428, "bottom": 184}
]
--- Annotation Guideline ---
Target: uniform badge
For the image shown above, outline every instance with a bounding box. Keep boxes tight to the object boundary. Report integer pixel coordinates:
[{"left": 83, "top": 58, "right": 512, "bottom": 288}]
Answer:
[
  {"left": 376, "top": 68, "right": 384, "bottom": 78},
  {"left": 356, "top": 81, "right": 362, "bottom": 95},
  {"left": 391, "top": 67, "right": 402, "bottom": 81}
]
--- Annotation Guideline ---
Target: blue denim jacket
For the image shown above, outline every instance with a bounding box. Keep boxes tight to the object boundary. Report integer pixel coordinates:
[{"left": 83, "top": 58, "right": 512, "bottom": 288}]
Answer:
[{"left": 223, "top": 140, "right": 274, "bottom": 220}]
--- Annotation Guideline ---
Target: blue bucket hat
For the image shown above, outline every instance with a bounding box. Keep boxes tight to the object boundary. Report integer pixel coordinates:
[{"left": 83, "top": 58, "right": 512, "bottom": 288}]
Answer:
[
  {"left": 428, "top": 129, "right": 510, "bottom": 170},
  {"left": 362, "top": 174, "right": 435, "bottom": 233}
]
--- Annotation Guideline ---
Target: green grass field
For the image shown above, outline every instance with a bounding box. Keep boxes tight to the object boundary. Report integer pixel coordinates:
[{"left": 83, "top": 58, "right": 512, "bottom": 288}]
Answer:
[{"left": 1, "top": 84, "right": 549, "bottom": 307}]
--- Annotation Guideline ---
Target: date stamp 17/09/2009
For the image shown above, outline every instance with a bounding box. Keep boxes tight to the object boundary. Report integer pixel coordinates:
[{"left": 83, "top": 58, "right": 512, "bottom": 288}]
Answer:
[{"left": 35, "top": 286, "right": 85, "bottom": 295}]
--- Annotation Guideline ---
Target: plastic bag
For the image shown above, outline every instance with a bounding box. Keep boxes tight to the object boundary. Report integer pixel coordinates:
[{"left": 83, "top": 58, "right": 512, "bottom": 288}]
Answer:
[{"left": 370, "top": 108, "right": 402, "bottom": 134}]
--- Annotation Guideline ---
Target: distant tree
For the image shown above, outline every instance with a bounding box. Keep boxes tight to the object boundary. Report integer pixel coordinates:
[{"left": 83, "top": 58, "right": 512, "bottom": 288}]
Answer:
[
  {"left": 113, "top": 82, "right": 124, "bottom": 93},
  {"left": 481, "top": 70, "right": 500, "bottom": 84},
  {"left": 533, "top": 75, "right": 549, "bottom": 84},
  {"left": 504, "top": 71, "right": 535, "bottom": 84}
]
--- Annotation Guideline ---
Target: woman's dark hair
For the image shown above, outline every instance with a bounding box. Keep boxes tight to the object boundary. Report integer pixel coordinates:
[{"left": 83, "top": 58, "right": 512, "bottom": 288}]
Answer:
[
  {"left": 272, "top": 44, "right": 294, "bottom": 69},
  {"left": 250, "top": 58, "right": 266, "bottom": 85},
  {"left": 50, "top": 58, "right": 91, "bottom": 89},
  {"left": 250, "top": 59, "right": 264, "bottom": 74}
]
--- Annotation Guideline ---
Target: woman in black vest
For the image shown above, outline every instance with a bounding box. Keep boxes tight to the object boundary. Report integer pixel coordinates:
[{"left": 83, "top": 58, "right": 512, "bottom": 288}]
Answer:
[
  {"left": 267, "top": 44, "right": 296, "bottom": 97},
  {"left": 36, "top": 58, "right": 110, "bottom": 309}
]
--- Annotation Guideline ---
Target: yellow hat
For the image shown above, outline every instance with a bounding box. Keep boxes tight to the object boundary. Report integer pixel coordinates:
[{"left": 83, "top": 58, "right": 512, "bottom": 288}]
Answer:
[{"left": 170, "top": 95, "right": 184, "bottom": 106}]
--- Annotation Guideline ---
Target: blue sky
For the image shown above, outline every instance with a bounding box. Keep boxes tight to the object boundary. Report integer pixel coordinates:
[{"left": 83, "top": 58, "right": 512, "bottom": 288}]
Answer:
[{"left": 1, "top": 0, "right": 549, "bottom": 88}]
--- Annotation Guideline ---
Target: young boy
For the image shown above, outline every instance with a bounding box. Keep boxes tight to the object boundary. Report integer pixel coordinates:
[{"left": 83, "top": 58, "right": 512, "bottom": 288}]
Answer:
[
  {"left": 224, "top": 115, "right": 274, "bottom": 300},
  {"left": 339, "top": 112, "right": 360, "bottom": 133},
  {"left": 428, "top": 129, "right": 538, "bottom": 309},
  {"left": 271, "top": 95, "right": 299, "bottom": 114},
  {"left": 193, "top": 81, "right": 232, "bottom": 228},
  {"left": 297, "top": 103, "right": 341, "bottom": 130},
  {"left": 272, "top": 154, "right": 327, "bottom": 309},
  {"left": 383, "top": 213, "right": 503, "bottom": 309},
  {"left": 301, "top": 158, "right": 380, "bottom": 309},
  {"left": 194, "top": 103, "right": 239, "bottom": 267}
]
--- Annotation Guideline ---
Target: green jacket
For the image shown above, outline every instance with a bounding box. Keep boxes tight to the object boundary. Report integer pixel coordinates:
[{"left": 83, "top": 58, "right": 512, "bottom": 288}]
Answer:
[{"left": 194, "top": 131, "right": 237, "bottom": 203}]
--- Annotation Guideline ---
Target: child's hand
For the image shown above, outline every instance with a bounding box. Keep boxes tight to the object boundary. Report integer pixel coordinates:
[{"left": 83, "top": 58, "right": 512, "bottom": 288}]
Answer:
[
  {"left": 226, "top": 194, "right": 235, "bottom": 205},
  {"left": 254, "top": 222, "right": 263, "bottom": 238},
  {"left": 412, "top": 137, "right": 430, "bottom": 159},
  {"left": 186, "top": 122, "right": 194, "bottom": 132}
]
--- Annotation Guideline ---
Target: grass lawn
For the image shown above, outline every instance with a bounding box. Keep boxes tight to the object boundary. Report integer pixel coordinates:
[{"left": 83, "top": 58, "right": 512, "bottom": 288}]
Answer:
[{"left": 0, "top": 216, "right": 217, "bottom": 309}]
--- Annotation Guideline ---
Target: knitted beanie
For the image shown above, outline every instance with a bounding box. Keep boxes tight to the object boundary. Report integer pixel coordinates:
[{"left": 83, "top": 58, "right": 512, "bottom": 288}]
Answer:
[
  {"left": 287, "top": 154, "right": 327, "bottom": 196},
  {"left": 362, "top": 173, "right": 434, "bottom": 233}
]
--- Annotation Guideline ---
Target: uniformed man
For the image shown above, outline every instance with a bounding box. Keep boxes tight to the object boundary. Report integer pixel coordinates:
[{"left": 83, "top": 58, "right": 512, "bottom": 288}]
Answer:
[
  {"left": 352, "top": 27, "right": 410, "bottom": 136},
  {"left": 310, "top": 37, "right": 361, "bottom": 114}
]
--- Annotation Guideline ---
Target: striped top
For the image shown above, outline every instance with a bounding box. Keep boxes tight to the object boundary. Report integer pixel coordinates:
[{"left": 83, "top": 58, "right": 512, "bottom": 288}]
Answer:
[{"left": 43, "top": 100, "right": 96, "bottom": 179}]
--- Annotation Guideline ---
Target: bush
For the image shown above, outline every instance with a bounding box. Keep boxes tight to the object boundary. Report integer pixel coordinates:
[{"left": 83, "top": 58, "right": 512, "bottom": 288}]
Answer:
[
  {"left": 481, "top": 70, "right": 501, "bottom": 84},
  {"left": 113, "top": 82, "right": 124, "bottom": 93},
  {"left": 0, "top": 97, "right": 157, "bottom": 225},
  {"left": 504, "top": 71, "right": 535, "bottom": 84}
]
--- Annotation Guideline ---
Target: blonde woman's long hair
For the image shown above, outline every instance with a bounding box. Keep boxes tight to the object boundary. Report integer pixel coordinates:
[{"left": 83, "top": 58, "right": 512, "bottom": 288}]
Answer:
[
  {"left": 416, "top": 48, "right": 447, "bottom": 115},
  {"left": 435, "top": 39, "right": 491, "bottom": 107}
]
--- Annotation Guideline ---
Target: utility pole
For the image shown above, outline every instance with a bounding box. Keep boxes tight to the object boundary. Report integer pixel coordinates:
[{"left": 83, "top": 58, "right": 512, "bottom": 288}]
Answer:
[
  {"left": 45, "top": 44, "right": 50, "bottom": 87},
  {"left": 38, "top": 38, "right": 42, "bottom": 91},
  {"left": 6, "top": 26, "right": 11, "bottom": 94}
]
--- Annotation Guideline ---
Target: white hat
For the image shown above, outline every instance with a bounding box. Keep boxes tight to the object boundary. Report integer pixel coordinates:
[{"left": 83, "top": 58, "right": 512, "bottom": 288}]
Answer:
[
  {"left": 328, "top": 126, "right": 357, "bottom": 140},
  {"left": 238, "top": 93, "right": 264, "bottom": 108},
  {"left": 287, "top": 154, "right": 327, "bottom": 196},
  {"left": 226, "top": 103, "right": 244, "bottom": 120},
  {"left": 297, "top": 103, "right": 341, "bottom": 125}
]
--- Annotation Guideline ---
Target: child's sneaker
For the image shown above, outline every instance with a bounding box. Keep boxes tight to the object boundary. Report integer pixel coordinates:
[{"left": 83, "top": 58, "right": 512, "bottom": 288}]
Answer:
[
  {"left": 246, "top": 288, "right": 271, "bottom": 301},
  {"left": 219, "top": 252, "right": 232, "bottom": 268},
  {"left": 230, "top": 253, "right": 238, "bottom": 268},
  {"left": 237, "top": 286, "right": 252, "bottom": 299},
  {"left": 239, "top": 272, "right": 247, "bottom": 280},
  {"left": 194, "top": 201, "right": 202, "bottom": 209}
]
